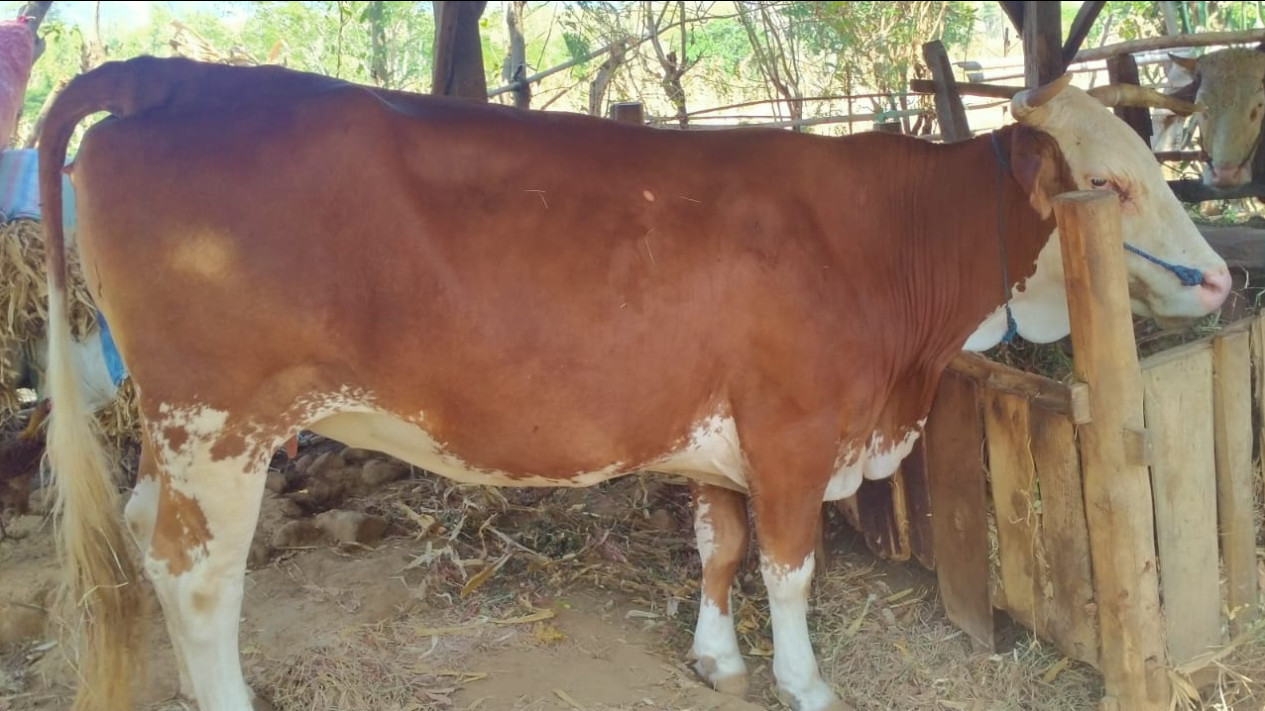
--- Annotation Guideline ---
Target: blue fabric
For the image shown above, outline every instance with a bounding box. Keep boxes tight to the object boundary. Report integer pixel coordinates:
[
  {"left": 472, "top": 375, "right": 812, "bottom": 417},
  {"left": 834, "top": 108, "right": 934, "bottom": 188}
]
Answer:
[
  {"left": 0, "top": 147, "right": 77, "bottom": 226},
  {"left": 96, "top": 310, "right": 127, "bottom": 387}
]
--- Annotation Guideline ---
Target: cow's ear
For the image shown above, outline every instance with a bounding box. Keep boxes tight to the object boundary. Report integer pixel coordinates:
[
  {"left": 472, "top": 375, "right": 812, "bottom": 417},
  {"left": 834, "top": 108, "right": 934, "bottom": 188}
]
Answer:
[{"left": 1008, "top": 125, "right": 1071, "bottom": 219}]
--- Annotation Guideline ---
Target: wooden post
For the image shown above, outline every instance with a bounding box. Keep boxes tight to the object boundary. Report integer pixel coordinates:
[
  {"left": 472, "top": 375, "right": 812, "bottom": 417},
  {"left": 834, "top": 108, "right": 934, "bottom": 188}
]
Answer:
[
  {"left": 1212, "top": 325, "right": 1258, "bottom": 636},
  {"left": 431, "top": 0, "right": 489, "bottom": 101},
  {"left": 608, "top": 102, "right": 644, "bottom": 125},
  {"left": 1062, "top": 1, "right": 1107, "bottom": 65},
  {"left": 922, "top": 40, "right": 971, "bottom": 143},
  {"left": 1106, "top": 54, "right": 1154, "bottom": 147},
  {"left": 1053, "top": 190, "right": 1169, "bottom": 711},
  {"left": 1024, "top": 1, "right": 1064, "bottom": 87}
]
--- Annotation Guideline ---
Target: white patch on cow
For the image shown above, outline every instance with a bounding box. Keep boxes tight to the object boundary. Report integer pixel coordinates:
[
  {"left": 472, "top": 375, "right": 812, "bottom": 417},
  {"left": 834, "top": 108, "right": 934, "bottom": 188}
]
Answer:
[
  {"left": 691, "top": 597, "right": 747, "bottom": 688},
  {"left": 761, "top": 553, "right": 840, "bottom": 711},
  {"left": 862, "top": 419, "right": 925, "bottom": 481},
  {"left": 143, "top": 403, "right": 274, "bottom": 711},
  {"left": 694, "top": 495, "right": 716, "bottom": 564},
  {"left": 308, "top": 408, "right": 629, "bottom": 488},
  {"left": 823, "top": 419, "right": 926, "bottom": 501},
  {"left": 123, "top": 476, "right": 196, "bottom": 701},
  {"left": 963, "top": 236, "right": 1071, "bottom": 351},
  {"left": 647, "top": 414, "right": 749, "bottom": 491},
  {"left": 824, "top": 445, "right": 863, "bottom": 501}
]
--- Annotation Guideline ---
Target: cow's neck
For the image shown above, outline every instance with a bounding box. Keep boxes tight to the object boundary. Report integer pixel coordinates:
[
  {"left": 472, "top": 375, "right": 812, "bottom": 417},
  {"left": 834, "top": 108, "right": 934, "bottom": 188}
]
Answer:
[
  {"left": 900, "top": 126, "right": 1063, "bottom": 364},
  {"left": 962, "top": 228, "right": 1071, "bottom": 351}
]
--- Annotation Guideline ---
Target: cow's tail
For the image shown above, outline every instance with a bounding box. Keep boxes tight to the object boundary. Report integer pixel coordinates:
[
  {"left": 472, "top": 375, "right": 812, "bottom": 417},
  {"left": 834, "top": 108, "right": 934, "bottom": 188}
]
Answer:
[{"left": 39, "top": 59, "right": 148, "bottom": 711}]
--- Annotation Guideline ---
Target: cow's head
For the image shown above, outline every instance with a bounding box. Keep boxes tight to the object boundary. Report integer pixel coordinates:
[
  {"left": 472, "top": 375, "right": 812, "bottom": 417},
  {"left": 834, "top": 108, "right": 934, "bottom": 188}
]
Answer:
[
  {"left": 1170, "top": 46, "right": 1265, "bottom": 188},
  {"left": 967, "top": 74, "right": 1230, "bottom": 349}
]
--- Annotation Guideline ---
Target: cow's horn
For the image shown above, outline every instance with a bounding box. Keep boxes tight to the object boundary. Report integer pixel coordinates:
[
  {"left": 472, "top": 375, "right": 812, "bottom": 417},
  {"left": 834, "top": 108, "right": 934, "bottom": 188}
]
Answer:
[
  {"left": 1087, "top": 84, "right": 1204, "bottom": 115},
  {"left": 1169, "top": 52, "right": 1200, "bottom": 72},
  {"left": 1012, "top": 73, "right": 1074, "bottom": 121}
]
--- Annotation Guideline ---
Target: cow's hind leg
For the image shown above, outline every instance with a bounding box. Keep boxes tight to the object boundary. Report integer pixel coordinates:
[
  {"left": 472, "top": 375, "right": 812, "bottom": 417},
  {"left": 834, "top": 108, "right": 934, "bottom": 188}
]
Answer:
[
  {"left": 688, "top": 482, "right": 750, "bottom": 696},
  {"left": 123, "top": 437, "right": 194, "bottom": 701},
  {"left": 141, "top": 431, "right": 274, "bottom": 711}
]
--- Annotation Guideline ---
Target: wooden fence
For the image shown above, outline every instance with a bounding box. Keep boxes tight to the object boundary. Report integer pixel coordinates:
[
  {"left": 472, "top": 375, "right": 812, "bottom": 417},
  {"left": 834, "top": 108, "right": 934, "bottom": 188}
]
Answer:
[{"left": 836, "top": 199, "right": 1264, "bottom": 711}]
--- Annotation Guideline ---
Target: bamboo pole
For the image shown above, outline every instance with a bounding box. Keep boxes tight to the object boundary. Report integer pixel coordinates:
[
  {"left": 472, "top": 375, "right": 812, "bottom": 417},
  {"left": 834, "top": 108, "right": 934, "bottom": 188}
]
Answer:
[{"left": 1052, "top": 190, "right": 1169, "bottom": 711}]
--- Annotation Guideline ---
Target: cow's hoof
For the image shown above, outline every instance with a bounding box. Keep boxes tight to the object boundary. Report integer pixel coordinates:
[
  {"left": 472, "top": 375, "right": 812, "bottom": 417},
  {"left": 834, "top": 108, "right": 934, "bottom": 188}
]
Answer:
[
  {"left": 692, "top": 656, "right": 748, "bottom": 697},
  {"left": 250, "top": 688, "right": 276, "bottom": 711},
  {"left": 709, "top": 670, "right": 749, "bottom": 697}
]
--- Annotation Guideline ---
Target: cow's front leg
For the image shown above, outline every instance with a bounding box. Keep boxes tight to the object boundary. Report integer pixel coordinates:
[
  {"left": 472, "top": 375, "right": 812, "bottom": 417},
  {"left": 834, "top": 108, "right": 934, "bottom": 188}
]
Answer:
[{"left": 745, "top": 448, "right": 849, "bottom": 710}]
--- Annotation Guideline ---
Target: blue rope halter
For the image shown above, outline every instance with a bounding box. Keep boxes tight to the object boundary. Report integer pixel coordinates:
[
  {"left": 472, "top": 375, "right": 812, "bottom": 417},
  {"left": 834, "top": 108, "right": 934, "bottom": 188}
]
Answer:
[
  {"left": 988, "top": 132, "right": 1208, "bottom": 345},
  {"left": 1122, "top": 243, "right": 1204, "bottom": 287}
]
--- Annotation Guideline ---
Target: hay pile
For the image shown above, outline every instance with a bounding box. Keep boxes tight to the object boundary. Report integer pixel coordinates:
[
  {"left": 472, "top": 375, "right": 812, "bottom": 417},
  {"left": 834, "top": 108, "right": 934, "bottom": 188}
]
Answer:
[{"left": 0, "top": 218, "right": 141, "bottom": 444}]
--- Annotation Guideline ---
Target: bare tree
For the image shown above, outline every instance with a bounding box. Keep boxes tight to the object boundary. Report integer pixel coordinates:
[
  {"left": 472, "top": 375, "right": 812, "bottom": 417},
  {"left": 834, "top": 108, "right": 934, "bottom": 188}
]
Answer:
[
  {"left": 16, "top": 1, "right": 52, "bottom": 62},
  {"left": 588, "top": 40, "right": 626, "bottom": 116},
  {"left": 502, "top": 0, "right": 530, "bottom": 109},
  {"left": 367, "top": 1, "right": 391, "bottom": 88},
  {"left": 79, "top": 1, "right": 105, "bottom": 73},
  {"left": 644, "top": 1, "right": 697, "bottom": 127},
  {"left": 737, "top": 2, "right": 804, "bottom": 127}
]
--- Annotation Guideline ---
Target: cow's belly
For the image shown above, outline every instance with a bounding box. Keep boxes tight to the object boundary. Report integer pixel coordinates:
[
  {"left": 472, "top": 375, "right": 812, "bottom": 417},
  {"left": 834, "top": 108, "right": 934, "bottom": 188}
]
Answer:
[
  {"left": 307, "top": 410, "right": 919, "bottom": 500},
  {"left": 307, "top": 410, "right": 751, "bottom": 493}
]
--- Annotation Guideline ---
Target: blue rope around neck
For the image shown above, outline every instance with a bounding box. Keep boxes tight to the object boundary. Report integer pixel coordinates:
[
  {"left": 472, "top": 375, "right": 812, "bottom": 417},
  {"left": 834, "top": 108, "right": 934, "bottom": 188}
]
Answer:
[{"left": 990, "top": 134, "right": 1020, "bottom": 345}]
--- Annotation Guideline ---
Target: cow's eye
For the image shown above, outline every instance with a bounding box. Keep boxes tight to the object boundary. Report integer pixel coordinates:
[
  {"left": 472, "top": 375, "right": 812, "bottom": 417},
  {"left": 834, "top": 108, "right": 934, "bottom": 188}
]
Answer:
[{"left": 1090, "top": 177, "right": 1110, "bottom": 188}]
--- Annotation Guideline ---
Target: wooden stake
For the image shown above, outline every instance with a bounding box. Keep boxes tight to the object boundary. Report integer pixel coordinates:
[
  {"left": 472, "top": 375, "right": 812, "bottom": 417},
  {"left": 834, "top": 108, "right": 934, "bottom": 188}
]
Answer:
[
  {"left": 922, "top": 40, "right": 971, "bottom": 143},
  {"left": 609, "top": 102, "right": 645, "bottom": 125},
  {"left": 1212, "top": 325, "right": 1258, "bottom": 636},
  {"left": 1052, "top": 190, "right": 1169, "bottom": 711},
  {"left": 1023, "top": 1, "right": 1064, "bottom": 88}
]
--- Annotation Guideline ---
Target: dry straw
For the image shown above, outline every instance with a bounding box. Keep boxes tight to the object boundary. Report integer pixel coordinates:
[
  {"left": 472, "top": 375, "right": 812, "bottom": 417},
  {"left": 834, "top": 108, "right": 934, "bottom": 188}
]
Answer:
[{"left": 0, "top": 218, "right": 141, "bottom": 445}]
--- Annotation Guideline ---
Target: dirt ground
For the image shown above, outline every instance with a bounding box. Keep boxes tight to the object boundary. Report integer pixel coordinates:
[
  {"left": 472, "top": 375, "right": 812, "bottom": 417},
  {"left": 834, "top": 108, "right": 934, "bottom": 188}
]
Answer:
[{"left": 0, "top": 435, "right": 1261, "bottom": 711}]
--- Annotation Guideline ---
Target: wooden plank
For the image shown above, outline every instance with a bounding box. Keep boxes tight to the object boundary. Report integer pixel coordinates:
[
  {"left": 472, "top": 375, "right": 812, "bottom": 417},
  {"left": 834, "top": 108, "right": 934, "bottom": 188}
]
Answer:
[
  {"left": 1213, "top": 326, "right": 1258, "bottom": 636},
  {"left": 1254, "top": 315, "right": 1265, "bottom": 494},
  {"left": 609, "top": 102, "right": 644, "bottom": 124},
  {"left": 1053, "top": 190, "right": 1169, "bottom": 710},
  {"left": 1169, "top": 178, "right": 1265, "bottom": 204},
  {"left": 909, "top": 78, "right": 1019, "bottom": 100},
  {"left": 984, "top": 391, "right": 1042, "bottom": 633},
  {"left": 1074, "top": 28, "right": 1265, "bottom": 64},
  {"left": 1141, "top": 345, "right": 1221, "bottom": 666},
  {"left": 902, "top": 437, "right": 936, "bottom": 570},
  {"left": 999, "top": 0, "right": 1025, "bottom": 33},
  {"left": 1023, "top": 1, "right": 1064, "bottom": 88},
  {"left": 1106, "top": 54, "right": 1154, "bottom": 148},
  {"left": 855, "top": 474, "right": 910, "bottom": 562},
  {"left": 949, "top": 352, "right": 1084, "bottom": 421},
  {"left": 1030, "top": 406, "right": 1099, "bottom": 667},
  {"left": 835, "top": 496, "right": 861, "bottom": 533},
  {"left": 1196, "top": 225, "right": 1265, "bottom": 270},
  {"left": 1062, "top": 1, "right": 1107, "bottom": 65},
  {"left": 926, "top": 370, "right": 994, "bottom": 650},
  {"left": 922, "top": 40, "right": 972, "bottom": 143}
]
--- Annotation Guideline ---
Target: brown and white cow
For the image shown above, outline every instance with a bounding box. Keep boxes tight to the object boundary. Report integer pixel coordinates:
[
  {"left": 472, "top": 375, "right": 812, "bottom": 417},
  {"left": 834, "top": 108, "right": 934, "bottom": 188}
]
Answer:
[
  {"left": 1169, "top": 45, "right": 1265, "bottom": 187},
  {"left": 39, "top": 57, "right": 1227, "bottom": 711}
]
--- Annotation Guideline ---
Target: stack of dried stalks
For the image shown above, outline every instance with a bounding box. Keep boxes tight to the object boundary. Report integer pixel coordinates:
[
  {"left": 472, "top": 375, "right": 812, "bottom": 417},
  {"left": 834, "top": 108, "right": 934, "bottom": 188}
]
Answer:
[{"left": 0, "top": 219, "right": 142, "bottom": 445}]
